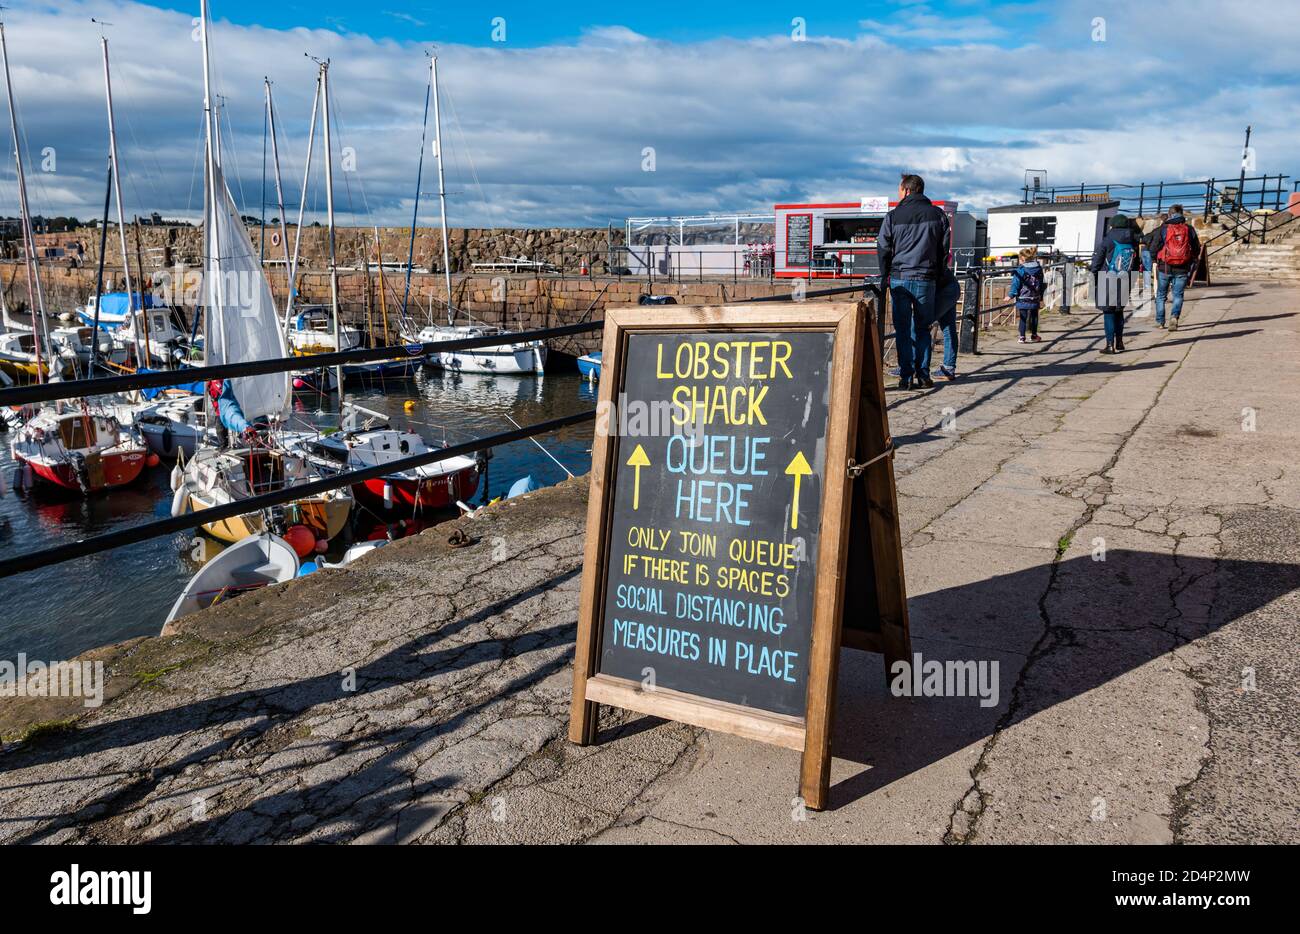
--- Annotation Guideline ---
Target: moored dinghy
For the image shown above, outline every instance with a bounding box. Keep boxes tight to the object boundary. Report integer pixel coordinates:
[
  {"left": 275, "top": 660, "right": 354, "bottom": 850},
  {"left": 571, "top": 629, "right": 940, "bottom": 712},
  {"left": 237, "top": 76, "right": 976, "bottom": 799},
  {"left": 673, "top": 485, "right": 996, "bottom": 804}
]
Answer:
[{"left": 164, "top": 532, "right": 299, "bottom": 625}]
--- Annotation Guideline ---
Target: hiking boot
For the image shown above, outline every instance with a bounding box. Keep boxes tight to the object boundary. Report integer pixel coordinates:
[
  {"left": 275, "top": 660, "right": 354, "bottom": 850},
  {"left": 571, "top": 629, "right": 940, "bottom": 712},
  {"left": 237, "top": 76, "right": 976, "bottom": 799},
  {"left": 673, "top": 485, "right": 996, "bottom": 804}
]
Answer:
[
  {"left": 894, "top": 377, "right": 913, "bottom": 391},
  {"left": 1114, "top": 338, "right": 1125, "bottom": 352},
  {"left": 1101, "top": 342, "right": 1114, "bottom": 355},
  {"left": 1169, "top": 317, "right": 1179, "bottom": 331},
  {"left": 916, "top": 373, "right": 935, "bottom": 389},
  {"left": 937, "top": 365, "right": 958, "bottom": 381}
]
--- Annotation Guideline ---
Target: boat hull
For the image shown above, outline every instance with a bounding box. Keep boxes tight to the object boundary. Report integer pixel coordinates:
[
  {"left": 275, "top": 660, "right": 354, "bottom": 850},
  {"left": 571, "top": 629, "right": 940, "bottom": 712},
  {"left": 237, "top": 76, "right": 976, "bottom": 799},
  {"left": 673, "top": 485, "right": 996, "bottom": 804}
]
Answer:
[
  {"left": 576, "top": 352, "right": 602, "bottom": 380},
  {"left": 139, "top": 421, "right": 202, "bottom": 460},
  {"left": 16, "top": 448, "right": 147, "bottom": 493},
  {"left": 184, "top": 489, "right": 353, "bottom": 544},
  {"left": 434, "top": 345, "right": 546, "bottom": 375},
  {"left": 352, "top": 464, "right": 480, "bottom": 516}
]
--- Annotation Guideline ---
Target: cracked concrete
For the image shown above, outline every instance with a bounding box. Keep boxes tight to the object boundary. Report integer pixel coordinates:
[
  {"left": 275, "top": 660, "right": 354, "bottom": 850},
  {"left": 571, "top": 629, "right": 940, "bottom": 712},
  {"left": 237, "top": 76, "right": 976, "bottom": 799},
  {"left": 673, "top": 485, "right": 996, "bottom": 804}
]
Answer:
[{"left": 0, "top": 282, "right": 1295, "bottom": 844}]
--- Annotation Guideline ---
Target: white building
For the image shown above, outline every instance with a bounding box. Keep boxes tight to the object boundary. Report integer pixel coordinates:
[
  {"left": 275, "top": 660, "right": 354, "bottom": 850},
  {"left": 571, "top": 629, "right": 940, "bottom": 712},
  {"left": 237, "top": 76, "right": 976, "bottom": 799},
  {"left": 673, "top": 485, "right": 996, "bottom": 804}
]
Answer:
[{"left": 986, "top": 200, "right": 1118, "bottom": 259}]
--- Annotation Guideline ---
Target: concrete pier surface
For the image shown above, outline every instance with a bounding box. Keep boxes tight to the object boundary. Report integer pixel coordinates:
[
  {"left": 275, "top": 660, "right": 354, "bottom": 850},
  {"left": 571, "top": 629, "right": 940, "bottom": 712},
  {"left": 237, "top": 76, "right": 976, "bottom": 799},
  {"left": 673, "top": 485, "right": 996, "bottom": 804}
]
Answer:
[{"left": 1, "top": 281, "right": 1296, "bottom": 844}]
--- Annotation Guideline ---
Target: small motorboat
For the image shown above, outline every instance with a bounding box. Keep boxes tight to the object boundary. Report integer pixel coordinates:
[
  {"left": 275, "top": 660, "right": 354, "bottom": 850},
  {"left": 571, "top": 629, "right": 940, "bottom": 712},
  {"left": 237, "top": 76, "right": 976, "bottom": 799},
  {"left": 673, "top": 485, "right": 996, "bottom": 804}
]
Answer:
[
  {"left": 10, "top": 406, "right": 148, "bottom": 493},
  {"left": 289, "top": 425, "right": 481, "bottom": 518},
  {"left": 576, "top": 351, "right": 602, "bottom": 381},
  {"left": 164, "top": 532, "right": 299, "bottom": 625}
]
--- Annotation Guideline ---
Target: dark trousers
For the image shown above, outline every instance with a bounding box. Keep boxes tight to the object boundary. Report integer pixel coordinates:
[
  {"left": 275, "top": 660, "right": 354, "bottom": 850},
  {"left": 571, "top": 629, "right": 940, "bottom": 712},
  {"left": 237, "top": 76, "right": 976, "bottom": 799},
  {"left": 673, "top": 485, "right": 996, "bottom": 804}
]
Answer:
[
  {"left": 1017, "top": 305, "right": 1040, "bottom": 338},
  {"left": 1101, "top": 307, "right": 1126, "bottom": 344}
]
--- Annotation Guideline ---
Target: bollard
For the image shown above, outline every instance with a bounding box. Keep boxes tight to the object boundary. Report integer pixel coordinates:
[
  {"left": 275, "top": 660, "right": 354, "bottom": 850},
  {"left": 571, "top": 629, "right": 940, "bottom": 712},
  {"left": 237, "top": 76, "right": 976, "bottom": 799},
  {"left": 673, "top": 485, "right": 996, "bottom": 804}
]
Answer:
[
  {"left": 1060, "top": 261, "right": 1073, "bottom": 314},
  {"left": 959, "top": 272, "right": 980, "bottom": 354}
]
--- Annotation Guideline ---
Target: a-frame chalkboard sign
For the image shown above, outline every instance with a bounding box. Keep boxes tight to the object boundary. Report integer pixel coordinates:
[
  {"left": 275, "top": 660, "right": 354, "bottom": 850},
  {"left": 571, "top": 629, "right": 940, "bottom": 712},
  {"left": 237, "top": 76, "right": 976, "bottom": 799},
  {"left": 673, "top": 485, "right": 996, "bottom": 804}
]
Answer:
[{"left": 569, "top": 299, "right": 910, "bottom": 810}]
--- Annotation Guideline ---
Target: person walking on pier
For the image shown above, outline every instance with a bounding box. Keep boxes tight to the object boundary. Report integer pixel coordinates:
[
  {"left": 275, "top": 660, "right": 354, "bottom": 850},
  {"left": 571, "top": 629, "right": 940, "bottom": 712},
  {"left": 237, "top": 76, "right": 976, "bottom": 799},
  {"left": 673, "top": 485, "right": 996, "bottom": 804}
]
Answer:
[
  {"left": 878, "top": 173, "right": 951, "bottom": 389},
  {"left": 935, "top": 264, "right": 961, "bottom": 380},
  {"left": 1009, "top": 246, "right": 1045, "bottom": 343},
  {"left": 1146, "top": 204, "right": 1200, "bottom": 331},
  {"left": 1089, "top": 213, "right": 1140, "bottom": 354}
]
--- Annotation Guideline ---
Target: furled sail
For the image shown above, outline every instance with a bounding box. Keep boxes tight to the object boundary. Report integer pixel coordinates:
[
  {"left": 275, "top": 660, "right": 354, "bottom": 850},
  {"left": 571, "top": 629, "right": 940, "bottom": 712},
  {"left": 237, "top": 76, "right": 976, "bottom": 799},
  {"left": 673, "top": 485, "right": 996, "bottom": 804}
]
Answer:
[{"left": 203, "top": 160, "right": 289, "bottom": 422}]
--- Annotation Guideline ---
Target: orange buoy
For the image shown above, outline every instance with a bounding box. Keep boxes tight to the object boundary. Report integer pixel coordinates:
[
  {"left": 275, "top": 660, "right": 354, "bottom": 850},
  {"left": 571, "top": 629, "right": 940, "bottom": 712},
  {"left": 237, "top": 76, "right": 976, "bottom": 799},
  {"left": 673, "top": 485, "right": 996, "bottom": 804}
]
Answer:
[
  {"left": 146, "top": 452, "right": 161, "bottom": 468},
  {"left": 283, "top": 524, "right": 316, "bottom": 558}
]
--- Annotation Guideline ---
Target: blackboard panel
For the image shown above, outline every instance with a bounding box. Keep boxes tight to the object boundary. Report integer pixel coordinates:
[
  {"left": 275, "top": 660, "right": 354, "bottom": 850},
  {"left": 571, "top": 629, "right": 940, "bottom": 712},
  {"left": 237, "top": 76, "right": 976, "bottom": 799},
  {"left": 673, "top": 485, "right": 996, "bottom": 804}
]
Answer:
[
  {"left": 786, "top": 214, "right": 812, "bottom": 267},
  {"left": 596, "top": 329, "right": 836, "bottom": 718}
]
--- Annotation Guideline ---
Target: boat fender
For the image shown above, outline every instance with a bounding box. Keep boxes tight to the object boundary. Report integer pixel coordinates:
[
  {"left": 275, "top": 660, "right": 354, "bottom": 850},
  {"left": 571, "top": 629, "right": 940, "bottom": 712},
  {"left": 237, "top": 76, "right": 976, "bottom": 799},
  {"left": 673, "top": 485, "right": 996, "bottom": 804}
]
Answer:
[
  {"left": 170, "top": 483, "right": 190, "bottom": 518},
  {"left": 0, "top": 467, "right": 7, "bottom": 498},
  {"left": 21, "top": 462, "right": 34, "bottom": 491},
  {"left": 169, "top": 462, "right": 184, "bottom": 491},
  {"left": 383, "top": 481, "right": 393, "bottom": 509},
  {"left": 161, "top": 424, "right": 174, "bottom": 455}
]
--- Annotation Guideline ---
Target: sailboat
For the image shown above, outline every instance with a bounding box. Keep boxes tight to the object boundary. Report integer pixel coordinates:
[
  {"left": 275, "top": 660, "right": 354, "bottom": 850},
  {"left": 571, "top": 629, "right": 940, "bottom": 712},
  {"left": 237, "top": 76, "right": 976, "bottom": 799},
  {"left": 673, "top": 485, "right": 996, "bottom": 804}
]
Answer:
[
  {"left": 0, "top": 22, "right": 61, "bottom": 386},
  {"left": 402, "top": 56, "right": 546, "bottom": 376},
  {"left": 10, "top": 405, "right": 148, "bottom": 493},
  {"left": 286, "top": 403, "right": 481, "bottom": 518},
  {"left": 173, "top": 3, "right": 351, "bottom": 546}
]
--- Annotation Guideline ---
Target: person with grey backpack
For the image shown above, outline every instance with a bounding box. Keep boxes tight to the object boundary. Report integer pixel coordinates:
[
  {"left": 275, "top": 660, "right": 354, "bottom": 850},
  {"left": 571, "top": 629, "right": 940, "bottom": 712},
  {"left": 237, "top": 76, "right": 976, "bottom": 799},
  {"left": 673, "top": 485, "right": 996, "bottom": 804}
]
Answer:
[{"left": 1089, "top": 214, "right": 1140, "bottom": 354}]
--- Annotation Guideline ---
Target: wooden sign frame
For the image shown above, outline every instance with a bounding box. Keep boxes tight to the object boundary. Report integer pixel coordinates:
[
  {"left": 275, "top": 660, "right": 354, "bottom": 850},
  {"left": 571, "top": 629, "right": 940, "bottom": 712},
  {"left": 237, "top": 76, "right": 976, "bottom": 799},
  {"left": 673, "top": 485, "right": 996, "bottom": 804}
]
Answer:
[{"left": 569, "top": 298, "right": 909, "bottom": 810}]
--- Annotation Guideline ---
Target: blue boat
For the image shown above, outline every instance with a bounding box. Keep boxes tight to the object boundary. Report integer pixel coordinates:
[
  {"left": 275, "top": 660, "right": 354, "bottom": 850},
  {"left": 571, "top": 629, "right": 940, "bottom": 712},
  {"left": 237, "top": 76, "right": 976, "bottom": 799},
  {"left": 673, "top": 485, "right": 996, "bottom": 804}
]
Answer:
[
  {"left": 342, "top": 357, "right": 420, "bottom": 387},
  {"left": 576, "top": 351, "right": 602, "bottom": 381},
  {"left": 76, "top": 291, "right": 157, "bottom": 329}
]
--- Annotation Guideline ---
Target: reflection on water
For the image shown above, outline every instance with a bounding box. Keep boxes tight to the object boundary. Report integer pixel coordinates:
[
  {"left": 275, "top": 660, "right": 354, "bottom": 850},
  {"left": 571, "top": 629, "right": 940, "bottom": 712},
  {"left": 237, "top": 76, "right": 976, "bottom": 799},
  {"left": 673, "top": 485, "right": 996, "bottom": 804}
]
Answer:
[{"left": 0, "top": 369, "right": 595, "bottom": 661}]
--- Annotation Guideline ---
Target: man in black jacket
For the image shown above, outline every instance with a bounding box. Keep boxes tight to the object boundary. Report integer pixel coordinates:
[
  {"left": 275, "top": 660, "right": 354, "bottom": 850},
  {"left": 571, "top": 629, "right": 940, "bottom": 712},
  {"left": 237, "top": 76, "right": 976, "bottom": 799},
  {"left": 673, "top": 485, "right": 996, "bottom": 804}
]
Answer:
[
  {"left": 877, "top": 174, "right": 951, "bottom": 389},
  {"left": 1145, "top": 205, "right": 1201, "bottom": 331}
]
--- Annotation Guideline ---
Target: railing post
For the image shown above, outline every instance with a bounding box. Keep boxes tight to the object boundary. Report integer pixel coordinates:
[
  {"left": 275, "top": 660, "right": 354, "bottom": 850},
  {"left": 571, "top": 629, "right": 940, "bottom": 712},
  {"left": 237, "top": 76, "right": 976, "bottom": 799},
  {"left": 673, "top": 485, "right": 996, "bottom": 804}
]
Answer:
[
  {"left": 1204, "top": 179, "right": 1212, "bottom": 219},
  {"left": 959, "top": 272, "right": 980, "bottom": 354},
  {"left": 1138, "top": 182, "right": 1145, "bottom": 217}
]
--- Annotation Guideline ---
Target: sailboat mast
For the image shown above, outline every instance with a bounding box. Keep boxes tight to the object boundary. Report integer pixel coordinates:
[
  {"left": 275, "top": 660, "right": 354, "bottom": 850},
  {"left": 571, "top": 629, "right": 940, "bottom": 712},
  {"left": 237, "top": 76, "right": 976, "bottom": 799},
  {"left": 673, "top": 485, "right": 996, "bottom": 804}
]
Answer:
[
  {"left": 199, "top": 0, "right": 225, "bottom": 374},
  {"left": 286, "top": 72, "right": 320, "bottom": 323},
  {"left": 319, "top": 59, "right": 342, "bottom": 406},
  {"left": 0, "top": 20, "right": 53, "bottom": 381},
  {"left": 431, "top": 56, "right": 453, "bottom": 326},
  {"left": 100, "top": 36, "right": 143, "bottom": 365}
]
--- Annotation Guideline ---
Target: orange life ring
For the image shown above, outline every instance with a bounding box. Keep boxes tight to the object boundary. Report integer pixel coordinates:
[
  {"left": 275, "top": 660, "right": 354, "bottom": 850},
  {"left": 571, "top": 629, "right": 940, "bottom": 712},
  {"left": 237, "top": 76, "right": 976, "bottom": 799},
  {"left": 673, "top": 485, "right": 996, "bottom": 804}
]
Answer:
[{"left": 270, "top": 231, "right": 282, "bottom": 247}]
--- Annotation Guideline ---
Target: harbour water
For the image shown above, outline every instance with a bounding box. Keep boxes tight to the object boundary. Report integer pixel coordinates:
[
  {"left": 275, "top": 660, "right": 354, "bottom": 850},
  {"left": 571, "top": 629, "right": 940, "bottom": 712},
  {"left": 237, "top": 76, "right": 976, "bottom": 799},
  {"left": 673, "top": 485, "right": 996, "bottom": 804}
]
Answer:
[{"left": 0, "top": 370, "right": 596, "bottom": 662}]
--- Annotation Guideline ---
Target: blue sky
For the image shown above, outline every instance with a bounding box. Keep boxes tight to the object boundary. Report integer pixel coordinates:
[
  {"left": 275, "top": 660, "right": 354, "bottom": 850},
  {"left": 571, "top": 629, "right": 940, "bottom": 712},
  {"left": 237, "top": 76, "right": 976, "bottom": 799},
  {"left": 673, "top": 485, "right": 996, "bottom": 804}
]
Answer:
[
  {"left": 2, "top": 1, "right": 1296, "bottom": 227},
  {"left": 131, "top": 1, "right": 1051, "bottom": 48}
]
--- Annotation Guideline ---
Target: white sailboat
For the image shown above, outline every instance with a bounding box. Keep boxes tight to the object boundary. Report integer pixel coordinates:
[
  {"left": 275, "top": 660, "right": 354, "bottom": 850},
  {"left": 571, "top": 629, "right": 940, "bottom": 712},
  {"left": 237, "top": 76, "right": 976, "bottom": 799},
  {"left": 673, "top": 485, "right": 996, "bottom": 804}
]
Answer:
[
  {"left": 0, "top": 19, "right": 58, "bottom": 384},
  {"left": 405, "top": 56, "right": 546, "bottom": 376},
  {"left": 173, "top": 2, "right": 351, "bottom": 546}
]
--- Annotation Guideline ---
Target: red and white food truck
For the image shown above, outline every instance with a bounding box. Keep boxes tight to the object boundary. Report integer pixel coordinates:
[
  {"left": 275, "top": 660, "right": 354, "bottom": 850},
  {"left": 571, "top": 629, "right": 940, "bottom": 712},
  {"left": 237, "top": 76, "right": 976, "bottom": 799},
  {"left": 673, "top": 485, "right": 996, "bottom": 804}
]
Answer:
[{"left": 774, "top": 198, "right": 962, "bottom": 279}]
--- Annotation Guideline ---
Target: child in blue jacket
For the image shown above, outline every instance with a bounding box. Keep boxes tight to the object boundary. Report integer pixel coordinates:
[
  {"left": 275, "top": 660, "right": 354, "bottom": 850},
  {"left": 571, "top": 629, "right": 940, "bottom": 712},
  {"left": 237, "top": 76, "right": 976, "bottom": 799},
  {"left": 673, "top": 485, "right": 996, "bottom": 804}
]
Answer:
[{"left": 1009, "top": 247, "right": 1045, "bottom": 343}]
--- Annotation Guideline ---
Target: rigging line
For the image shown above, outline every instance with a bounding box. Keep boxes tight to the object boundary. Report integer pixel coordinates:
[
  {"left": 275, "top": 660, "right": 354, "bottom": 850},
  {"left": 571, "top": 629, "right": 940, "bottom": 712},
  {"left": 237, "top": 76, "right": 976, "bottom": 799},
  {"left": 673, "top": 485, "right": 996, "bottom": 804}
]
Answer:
[
  {"left": 442, "top": 81, "right": 496, "bottom": 228},
  {"left": 325, "top": 90, "right": 372, "bottom": 224}
]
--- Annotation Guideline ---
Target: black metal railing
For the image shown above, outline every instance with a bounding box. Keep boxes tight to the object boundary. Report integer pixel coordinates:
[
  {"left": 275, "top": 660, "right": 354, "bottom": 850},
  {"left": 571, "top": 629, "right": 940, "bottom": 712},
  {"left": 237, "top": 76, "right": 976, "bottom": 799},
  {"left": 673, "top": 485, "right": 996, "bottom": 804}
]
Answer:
[
  {"left": 1021, "top": 174, "right": 1293, "bottom": 218},
  {"left": 0, "top": 411, "right": 596, "bottom": 580}
]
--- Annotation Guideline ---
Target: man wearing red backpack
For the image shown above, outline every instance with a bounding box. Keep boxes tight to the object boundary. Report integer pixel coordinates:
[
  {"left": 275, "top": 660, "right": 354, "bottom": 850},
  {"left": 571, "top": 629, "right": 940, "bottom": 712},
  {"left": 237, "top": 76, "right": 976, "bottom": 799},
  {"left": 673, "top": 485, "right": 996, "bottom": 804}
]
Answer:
[{"left": 1146, "top": 204, "right": 1201, "bottom": 331}]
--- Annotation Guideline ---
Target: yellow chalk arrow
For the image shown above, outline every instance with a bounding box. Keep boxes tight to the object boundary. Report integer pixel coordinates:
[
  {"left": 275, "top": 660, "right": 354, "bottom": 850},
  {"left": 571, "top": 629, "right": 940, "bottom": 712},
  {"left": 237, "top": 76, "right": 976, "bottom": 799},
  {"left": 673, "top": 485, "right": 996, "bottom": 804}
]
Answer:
[
  {"left": 785, "top": 451, "right": 812, "bottom": 530},
  {"left": 627, "top": 444, "right": 650, "bottom": 510}
]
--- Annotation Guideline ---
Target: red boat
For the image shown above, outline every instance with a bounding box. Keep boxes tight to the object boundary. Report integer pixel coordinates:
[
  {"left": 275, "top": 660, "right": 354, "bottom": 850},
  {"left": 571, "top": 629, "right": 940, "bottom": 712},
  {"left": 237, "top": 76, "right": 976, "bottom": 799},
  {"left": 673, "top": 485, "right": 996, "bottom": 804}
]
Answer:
[
  {"left": 292, "top": 427, "right": 481, "bottom": 517},
  {"left": 10, "top": 407, "right": 148, "bottom": 493}
]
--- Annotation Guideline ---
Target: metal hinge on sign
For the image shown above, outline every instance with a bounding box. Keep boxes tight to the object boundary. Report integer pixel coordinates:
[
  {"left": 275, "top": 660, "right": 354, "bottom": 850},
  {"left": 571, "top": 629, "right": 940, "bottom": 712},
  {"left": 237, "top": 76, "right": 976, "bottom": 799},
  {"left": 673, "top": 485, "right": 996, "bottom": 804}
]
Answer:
[{"left": 846, "top": 441, "right": 895, "bottom": 479}]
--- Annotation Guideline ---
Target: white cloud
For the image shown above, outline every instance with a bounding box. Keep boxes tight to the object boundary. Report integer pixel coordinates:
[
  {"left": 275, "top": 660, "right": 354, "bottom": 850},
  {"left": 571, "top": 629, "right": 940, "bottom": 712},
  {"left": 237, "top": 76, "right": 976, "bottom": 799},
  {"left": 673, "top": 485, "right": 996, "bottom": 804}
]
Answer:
[{"left": 0, "top": 0, "right": 1295, "bottom": 230}]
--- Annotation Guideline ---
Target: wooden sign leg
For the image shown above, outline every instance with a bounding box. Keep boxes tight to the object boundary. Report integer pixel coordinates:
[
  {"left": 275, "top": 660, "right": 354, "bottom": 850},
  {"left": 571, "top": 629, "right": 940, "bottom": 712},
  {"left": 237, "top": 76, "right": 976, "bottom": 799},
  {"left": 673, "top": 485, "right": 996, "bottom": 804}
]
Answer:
[{"left": 799, "top": 628, "right": 841, "bottom": 810}]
